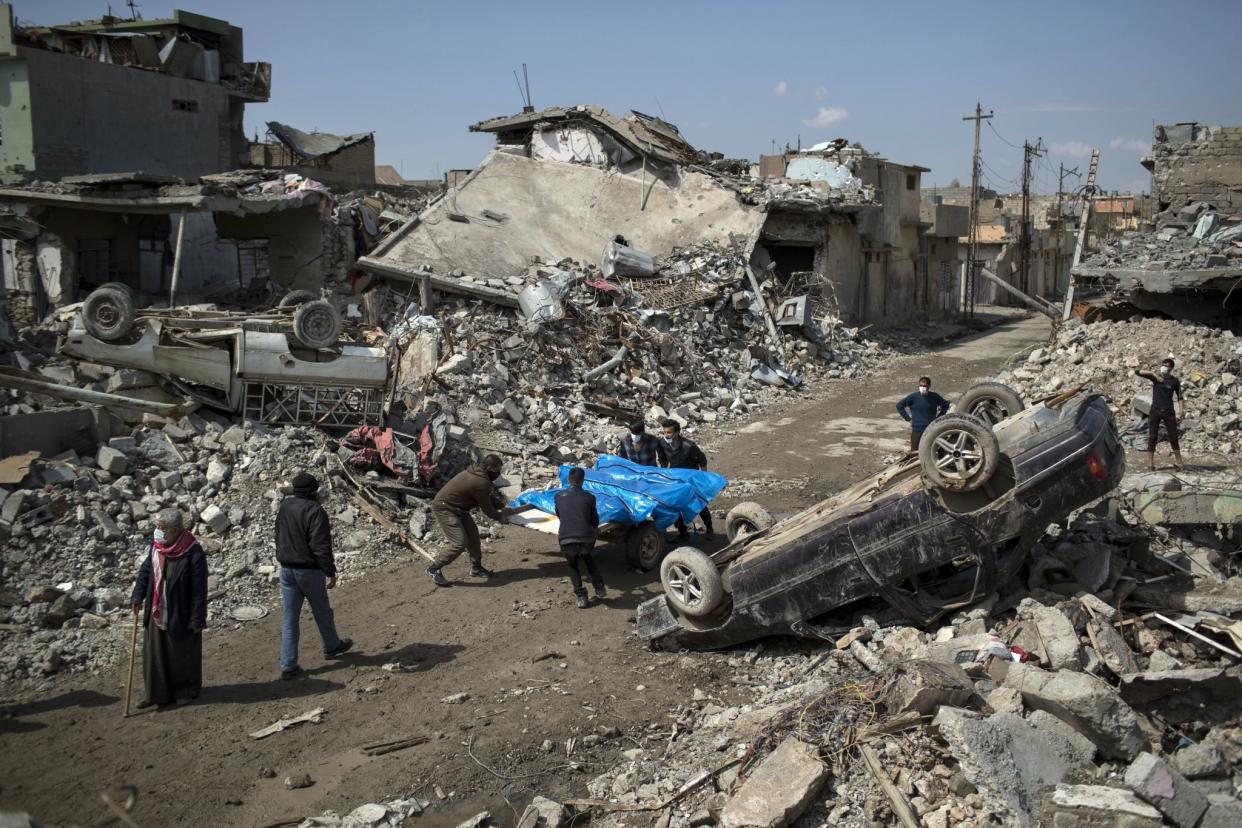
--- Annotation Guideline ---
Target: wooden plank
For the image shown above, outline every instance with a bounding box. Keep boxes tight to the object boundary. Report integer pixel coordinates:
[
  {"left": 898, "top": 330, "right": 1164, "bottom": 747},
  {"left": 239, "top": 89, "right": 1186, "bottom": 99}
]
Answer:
[{"left": 859, "top": 743, "right": 920, "bottom": 828}]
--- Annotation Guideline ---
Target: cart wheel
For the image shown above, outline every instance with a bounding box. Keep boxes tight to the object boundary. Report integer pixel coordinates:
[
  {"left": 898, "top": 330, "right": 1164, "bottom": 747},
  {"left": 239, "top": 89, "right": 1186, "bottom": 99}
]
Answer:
[
  {"left": 277, "top": 289, "right": 317, "bottom": 308},
  {"left": 293, "top": 299, "right": 342, "bottom": 349},
  {"left": 82, "top": 286, "right": 135, "bottom": 341},
  {"left": 625, "top": 521, "right": 666, "bottom": 571},
  {"left": 660, "top": 546, "right": 723, "bottom": 618},
  {"left": 725, "top": 501, "right": 774, "bottom": 542}
]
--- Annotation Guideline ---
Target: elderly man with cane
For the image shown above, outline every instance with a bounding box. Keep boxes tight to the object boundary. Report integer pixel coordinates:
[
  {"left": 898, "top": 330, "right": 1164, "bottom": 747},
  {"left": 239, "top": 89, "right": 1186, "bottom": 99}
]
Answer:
[{"left": 129, "top": 508, "right": 208, "bottom": 708}]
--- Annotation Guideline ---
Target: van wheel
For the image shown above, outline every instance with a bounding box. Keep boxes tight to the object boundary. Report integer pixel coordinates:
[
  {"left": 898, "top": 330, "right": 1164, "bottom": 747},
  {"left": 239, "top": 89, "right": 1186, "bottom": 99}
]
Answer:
[
  {"left": 954, "top": 380, "right": 1025, "bottom": 426},
  {"left": 660, "top": 547, "right": 723, "bottom": 618},
  {"left": 919, "top": 413, "right": 1000, "bottom": 492},
  {"left": 82, "top": 287, "right": 135, "bottom": 341},
  {"left": 293, "top": 299, "right": 342, "bottom": 348},
  {"left": 625, "top": 521, "right": 665, "bottom": 571},
  {"left": 278, "top": 289, "right": 317, "bottom": 308},
  {"left": 725, "top": 501, "right": 774, "bottom": 542}
]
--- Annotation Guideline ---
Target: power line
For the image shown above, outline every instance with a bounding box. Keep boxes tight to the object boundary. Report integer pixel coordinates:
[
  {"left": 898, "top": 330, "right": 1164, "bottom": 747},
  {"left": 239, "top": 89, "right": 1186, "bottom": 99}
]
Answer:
[{"left": 987, "top": 120, "right": 1024, "bottom": 150}]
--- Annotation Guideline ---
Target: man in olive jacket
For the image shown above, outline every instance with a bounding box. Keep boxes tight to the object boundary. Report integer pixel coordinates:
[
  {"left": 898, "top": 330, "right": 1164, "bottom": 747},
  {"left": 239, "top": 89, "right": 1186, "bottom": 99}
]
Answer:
[{"left": 427, "top": 454, "right": 514, "bottom": 586}]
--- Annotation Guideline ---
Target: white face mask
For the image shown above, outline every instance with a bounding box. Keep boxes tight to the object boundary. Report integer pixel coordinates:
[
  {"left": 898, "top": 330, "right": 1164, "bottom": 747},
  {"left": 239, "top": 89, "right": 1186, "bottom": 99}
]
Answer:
[
  {"left": 153, "top": 528, "right": 167, "bottom": 545},
  {"left": 919, "top": 386, "right": 929, "bottom": 395},
  {"left": 663, "top": 435, "right": 676, "bottom": 445},
  {"left": 1159, "top": 365, "right": 1170, "bottom": 375},
  {"left": 630, "top": 434, "right": 643, "bottom": 443}
]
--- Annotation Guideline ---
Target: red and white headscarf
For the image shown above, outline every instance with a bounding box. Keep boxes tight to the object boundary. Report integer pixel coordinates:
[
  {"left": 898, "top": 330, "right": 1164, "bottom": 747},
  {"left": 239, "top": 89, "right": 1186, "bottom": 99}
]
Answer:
[{"left": 151, "top": 530, "right": 197, "bottom": 630}]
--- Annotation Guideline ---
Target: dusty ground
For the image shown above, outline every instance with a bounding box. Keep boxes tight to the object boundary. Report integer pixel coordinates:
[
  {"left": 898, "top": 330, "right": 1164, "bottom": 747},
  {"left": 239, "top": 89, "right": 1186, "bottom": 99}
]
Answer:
[{"left": 0, "top": 314, "right": 1055, "bottom": 828}]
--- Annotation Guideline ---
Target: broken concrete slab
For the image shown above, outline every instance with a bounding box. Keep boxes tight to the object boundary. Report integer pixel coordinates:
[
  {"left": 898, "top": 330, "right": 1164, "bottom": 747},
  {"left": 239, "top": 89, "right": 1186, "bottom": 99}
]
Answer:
[
  {"left": 1086, "top": 618, "right": 1139, "bottom": 677},
  {"left": 1015, "top": 598, "right": 1084, "bottom": 671},
  {"left": 719, "top": 736, "right": 828, "bottom": 828},
  {"left": 1117, "top": 667, "right": 1242, "bottom": 724},
  {"left": 1201, "top": 794, "right": 1242, "bottom": 828},
  {"left": 1003, "top": 662, "right": 1147, "bottom": 760},
  {"left": 515, "top": 796, "right": 563, "bottom": 828},
  {"left": 200, "top": 504, "right": 229, "bottom": 534},
  {"left": 883, "top": 659, "right": 974, "bottom": 716},
  {"left": 1123, "top": 751, "right": 1209, "bottom": 828},
  {"left": 934, "top": 706, "right": 1095, "bottom": 824},
  {"left": 1171, "top": 741, "right": 1225, "bottom": 779},
  {"left": 1132, "top": 577, "right": 1242, "bottom": 613},
  {"left": 96, "top": 446, "right": 128, "bottom": 476},
  {"left": 1042, "top": 784, "right": 1163, "bottom": 828}
]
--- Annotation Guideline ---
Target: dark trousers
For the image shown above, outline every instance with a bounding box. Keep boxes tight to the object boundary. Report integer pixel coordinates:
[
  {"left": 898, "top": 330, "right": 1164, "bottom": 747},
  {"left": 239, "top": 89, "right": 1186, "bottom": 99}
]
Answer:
[
  {"left": 561, "top": 542, "right": 603, "bottom": 596},
  {"left": 676, "top": 508, "right": 714, "bottom": 537},
  {"left": 910, "top": 429, "right": 924, "bottom": 451},
  {"left": 1147, "top": 410, "right": 1180, "bottom": 451}
]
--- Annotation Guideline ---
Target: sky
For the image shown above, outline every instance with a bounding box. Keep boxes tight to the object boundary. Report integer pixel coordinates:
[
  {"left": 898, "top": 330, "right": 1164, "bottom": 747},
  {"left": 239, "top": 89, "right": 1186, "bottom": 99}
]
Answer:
[{"left": 28, "top": 0, "right": 1242, "bottom": 195}]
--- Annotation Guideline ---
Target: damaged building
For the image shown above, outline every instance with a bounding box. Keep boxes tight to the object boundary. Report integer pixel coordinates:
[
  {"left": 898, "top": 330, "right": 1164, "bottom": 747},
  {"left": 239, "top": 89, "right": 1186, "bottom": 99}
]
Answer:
[
  {"left": 1145, "top": 122, "right": 1242, "bottom": 215},
  {"left": 0, "top": 5, "right": 270, "bottom": 183},
  {"left": 249, "top": 121, "right": 377, "bottom": 188}
]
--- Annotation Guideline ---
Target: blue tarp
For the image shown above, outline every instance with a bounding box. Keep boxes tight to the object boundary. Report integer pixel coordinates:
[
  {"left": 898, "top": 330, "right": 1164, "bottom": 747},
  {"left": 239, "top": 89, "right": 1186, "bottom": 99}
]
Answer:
[{"left": 511, "top": 455, "right": 727, "bottom": 531}]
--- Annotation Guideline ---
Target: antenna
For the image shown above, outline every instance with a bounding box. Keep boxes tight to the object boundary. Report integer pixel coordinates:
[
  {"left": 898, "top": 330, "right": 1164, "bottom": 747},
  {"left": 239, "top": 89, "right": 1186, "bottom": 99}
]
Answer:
[
  {"left": 512, "top": 70, "right": 527, "bottom": 108},
  {"left": 654, "top": 96, "right": 667, "bottom": 120},
  {"left": 522, "top": 63, "right": 532, "bottom": 113},
  {"left": 126, "top": 0, "right": 142, "bottom": 20}
]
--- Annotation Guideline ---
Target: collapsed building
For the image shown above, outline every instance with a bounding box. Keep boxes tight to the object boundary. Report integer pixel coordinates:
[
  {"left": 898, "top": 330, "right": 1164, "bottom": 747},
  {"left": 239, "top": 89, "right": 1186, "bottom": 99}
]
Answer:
[{"left": 250, "top": 121, "right": 377, "bottom": 188}]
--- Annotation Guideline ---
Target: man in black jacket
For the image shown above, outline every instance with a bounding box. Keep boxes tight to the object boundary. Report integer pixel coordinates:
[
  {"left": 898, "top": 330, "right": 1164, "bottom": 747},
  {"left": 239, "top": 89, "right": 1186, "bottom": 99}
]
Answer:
[
  {"left": 661, "top": 420, "right": 714, "bottom": 541},
  {"left": 276, "top": 472, "right": 352, "bottom": 679},
  {"left": 555, "top": 467, "right": 605, "bottom": 608}
]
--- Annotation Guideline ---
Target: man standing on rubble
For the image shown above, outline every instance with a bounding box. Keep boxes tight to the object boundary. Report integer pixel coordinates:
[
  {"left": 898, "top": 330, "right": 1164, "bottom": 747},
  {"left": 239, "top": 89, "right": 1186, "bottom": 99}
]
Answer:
[
  {"left": 555, "top": 467, "right": 605, "bottom": 608},
  {"left": 1136, "top": 358, "right": 1186, "bottom": 471},
  {"left": 276, "top": 472, "right": 353, "bottom": 681},
  {"left": 617, "top": 421, "right": 666, "bottom": 466},
  {"left": 896, "top": 376, "right": 951, "bottom": 452},
  {"left": 660, "top": 420, "right": 714, "bottom": 541},
  {"left": 427, "top": 454, "right": 514, "bottom": 587}
]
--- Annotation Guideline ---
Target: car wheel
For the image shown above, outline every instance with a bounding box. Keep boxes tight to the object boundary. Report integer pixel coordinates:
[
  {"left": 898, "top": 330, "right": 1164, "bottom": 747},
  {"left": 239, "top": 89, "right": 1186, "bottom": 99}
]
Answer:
[
  {"left": 725, "top": 501, "right": 774, "bottom": 542},
  {"left": 625, "top": 521, "right": 666, "bottom": 571},
  {"left": 277, "top": 289, "right": 318, "bottom": 308},
  {"left": 954, "top": 380, "right": 1025, "bottom": 426},
  {"left": 293, "top": 299, "right": 342, "bottom": 348},
  {"left": 919, "top": 413, "right": 1000, "bottom": 492},
  {"left": 660, "top": 546, "right": 723, "bottom": 618},
  {"left": 82, "top": 286, "right": 135, "bottom": 341},
  {"left": 97, "top": 281, "right": 135, "bottom": 303}
]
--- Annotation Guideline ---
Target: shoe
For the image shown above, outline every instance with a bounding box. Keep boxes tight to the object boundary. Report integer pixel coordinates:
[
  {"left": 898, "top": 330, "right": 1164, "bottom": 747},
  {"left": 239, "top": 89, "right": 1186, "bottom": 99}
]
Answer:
[
  {"left": 175, "top": 695, "right": 193, "bottom": 706},
  {"left": 470, "top": 565, "right": 495, "bottom": 579},
  {"left": 593, "top": 583, "right": 607, "bottom": 598},
  {"left": 280, "top": 667, "right": 304, "bottom": 681},
  {"left": 427, "top": 567, "right": 449, "bottom": 587},
  {"left": 135, "top": 699, "right": 154, "bottom": 709},
  {"left": 325, "top": 638, "right": 353, "bottom": 658},
  {"left": 575, "top": 593, "right": 589, "bottom": 609}
]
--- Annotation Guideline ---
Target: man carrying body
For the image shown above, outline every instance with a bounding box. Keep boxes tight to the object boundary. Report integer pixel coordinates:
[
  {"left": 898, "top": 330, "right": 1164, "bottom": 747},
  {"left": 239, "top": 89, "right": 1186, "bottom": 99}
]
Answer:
[
  {"left": 276, "top": 472, "right": 352, "bottom": 680},
  {"left": 1136, "top": 358, "right": 1186, "bottom": 471},
  {"left": 617, "top": 421, "right": 666, "bottom": 467},
  {"left": 554, "top": 467, "right": 605, "bottom": 608},
  {"left": 427, "top": 454, "right": 512, "bottom": 587},
  {"left": 660, "top": 419, "right": 713, "bottom": 541},
  {"left": 896, "top": 376, "right": 951, "bottom": 452}
]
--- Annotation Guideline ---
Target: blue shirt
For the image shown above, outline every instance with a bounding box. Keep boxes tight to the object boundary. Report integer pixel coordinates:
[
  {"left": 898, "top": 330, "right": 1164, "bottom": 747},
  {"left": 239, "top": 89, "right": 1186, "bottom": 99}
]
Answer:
[{"left": 897, "top": 390, "right": 951, "bottom": 430}]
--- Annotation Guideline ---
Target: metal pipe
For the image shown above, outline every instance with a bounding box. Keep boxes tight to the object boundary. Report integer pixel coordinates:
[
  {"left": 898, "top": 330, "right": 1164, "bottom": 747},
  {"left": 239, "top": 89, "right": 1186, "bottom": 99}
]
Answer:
[
  {"left": 582, "top": 345, "right": 628, "bottom": 382},
  {"left": 978, "top": 268, "right": 1058, "bottom": 318},
  {"left": 168, "top": 207, "right": 187, "bottom": 308},
  {"left": 0, "top": 369, "right": 190, "bottom": 415}
]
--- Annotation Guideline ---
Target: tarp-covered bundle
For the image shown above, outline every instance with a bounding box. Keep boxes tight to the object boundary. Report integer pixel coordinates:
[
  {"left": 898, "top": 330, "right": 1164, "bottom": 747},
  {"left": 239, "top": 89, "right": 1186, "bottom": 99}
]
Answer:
[{"left": 511, "top": 455, "right": 727, "bottom": 531}]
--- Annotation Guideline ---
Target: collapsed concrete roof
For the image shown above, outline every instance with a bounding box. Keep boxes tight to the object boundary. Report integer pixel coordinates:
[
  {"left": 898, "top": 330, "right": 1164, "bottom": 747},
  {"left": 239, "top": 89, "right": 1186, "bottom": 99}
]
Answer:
[
  {"left": 266, "top": 122, "right": 374, "bottom": 160},
  {"left": 357, "top": 151, "right": 764, "bottom": 298},
  {"left": 0, "top": 174, "right": 329, "bottom": 217},
  {"left": 470, "top": 105, "right": 699, "bottom": 166}
]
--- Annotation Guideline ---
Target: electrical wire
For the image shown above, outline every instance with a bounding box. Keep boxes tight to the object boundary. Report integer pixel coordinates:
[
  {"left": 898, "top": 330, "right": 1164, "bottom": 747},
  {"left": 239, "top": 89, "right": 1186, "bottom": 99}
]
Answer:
[{"left": 987, "top": 120, "right": 1024, "bottom": 150}]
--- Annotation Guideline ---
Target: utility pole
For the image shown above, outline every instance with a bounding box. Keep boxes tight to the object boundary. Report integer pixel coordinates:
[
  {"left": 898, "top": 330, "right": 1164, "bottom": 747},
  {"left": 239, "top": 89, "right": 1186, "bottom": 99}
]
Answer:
[
  {"left": 1061, "top": 149, "right": 1101, "bottom": 321},
  {"left": 961, "top": 102, "right": 993, "bottom": 319},
  {"left": 1019, "top": 138, "right": 1046, "bottom": 298},
  {"left": 1053, "top": 163, "right": 1080, "bottom": 298}
]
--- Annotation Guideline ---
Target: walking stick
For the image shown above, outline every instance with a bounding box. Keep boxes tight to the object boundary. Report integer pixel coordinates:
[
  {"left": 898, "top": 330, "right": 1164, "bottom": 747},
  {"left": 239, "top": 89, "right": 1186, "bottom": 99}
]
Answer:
[{"left": 123, "top": 611, "right": 139, "bottom": 718}]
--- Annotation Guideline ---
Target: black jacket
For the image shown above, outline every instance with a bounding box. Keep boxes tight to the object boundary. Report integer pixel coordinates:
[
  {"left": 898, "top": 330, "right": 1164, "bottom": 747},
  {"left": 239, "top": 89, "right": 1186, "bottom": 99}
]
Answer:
[
  {"left": 555, "top": 487, "right": 599, "bottom": 546},
  {"left": 664, "top": 437, "right": 707, "bottom": 470},
  {"left": 275, "top": 494, "right": 336, "bottom": 577},
  {"left": 130, "top": 543, "right": 209, "bottom": 639}
]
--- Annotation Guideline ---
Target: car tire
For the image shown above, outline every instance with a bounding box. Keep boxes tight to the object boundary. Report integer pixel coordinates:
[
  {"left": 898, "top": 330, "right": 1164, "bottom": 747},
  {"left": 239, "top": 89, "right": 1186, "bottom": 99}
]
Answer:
[
  {"left": 725, "top": 501, "right": 774, "bottom": 542},
  {"left": 293, "top": 299, "right": 342, "bottom": 348},
  {"left": 954, "top": 380, "right": 1025, "bottom": 426},
  {"left": 97, "top": 281, "right": 135, "bottom": 302},
  {"left": 82, "top": 286, "right": 135, "bottom": 341},
  {"left": 660, "top": 546, "right": 723, "bottom": 618},
  {"left": 625, "top": 521, "right": 666, "bottom": 571},
  {"left": 278, "top": 289, "right": 318, "bottom": 308},
  {"left": 919, "top": 412, "right": 1000, "bottom": 492}
]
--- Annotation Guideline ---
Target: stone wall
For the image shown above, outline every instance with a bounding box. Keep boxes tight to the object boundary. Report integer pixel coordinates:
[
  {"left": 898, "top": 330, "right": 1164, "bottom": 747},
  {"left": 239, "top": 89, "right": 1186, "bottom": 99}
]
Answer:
[{"left": 1151, "top": 124, "right": 1242, "bottom": 214}]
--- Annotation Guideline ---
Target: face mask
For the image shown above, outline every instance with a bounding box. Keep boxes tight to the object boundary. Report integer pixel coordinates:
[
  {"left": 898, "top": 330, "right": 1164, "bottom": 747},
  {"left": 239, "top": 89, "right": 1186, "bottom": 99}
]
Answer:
[
  {"left": 663, "top": 435, "right": 676, "bottom": 445},
  {"left": 630, "top": 434, "right": 643, "bottom": 443},
  {"left": 919, "top": 386, "right": 929, "bottom": 395},
  {"left": 1159, "top": 366, "right": 1170, "bottom": 375},
  {"left": 153, "top": 528, "right": 167, "bottom": 545}
]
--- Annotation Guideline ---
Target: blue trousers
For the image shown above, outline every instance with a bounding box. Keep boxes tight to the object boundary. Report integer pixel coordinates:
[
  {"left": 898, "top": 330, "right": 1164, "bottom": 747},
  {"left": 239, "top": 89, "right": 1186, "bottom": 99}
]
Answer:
[{"left": 279, "top": 567, "right": 342, "bottom": 672}]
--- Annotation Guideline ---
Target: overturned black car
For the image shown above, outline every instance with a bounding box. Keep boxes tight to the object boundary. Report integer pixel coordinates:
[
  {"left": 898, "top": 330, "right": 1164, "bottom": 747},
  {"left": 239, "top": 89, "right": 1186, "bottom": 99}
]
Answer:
[{"left": 638, "top": 383, "right": 1125, "bottom": 650}]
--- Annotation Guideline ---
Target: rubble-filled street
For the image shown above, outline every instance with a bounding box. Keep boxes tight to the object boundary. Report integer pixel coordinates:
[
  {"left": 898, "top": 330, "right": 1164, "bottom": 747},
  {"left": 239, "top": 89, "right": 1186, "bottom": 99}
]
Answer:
[{"left": 2, "top": 3, "right": 1242, "bottom": 828}]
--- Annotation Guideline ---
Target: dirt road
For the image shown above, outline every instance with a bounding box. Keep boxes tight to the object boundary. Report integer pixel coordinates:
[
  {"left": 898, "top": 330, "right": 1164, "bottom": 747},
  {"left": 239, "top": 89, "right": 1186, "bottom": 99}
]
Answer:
[{"left": 0, "top": 315, "right": 1051, "bottom": 828}]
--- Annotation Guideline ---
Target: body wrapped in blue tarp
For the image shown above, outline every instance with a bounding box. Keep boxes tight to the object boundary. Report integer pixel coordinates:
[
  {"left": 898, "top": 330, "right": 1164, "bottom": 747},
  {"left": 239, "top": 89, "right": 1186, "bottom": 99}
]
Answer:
[{"left": 510, "top": 455, "right": 727, "bottom": 531}]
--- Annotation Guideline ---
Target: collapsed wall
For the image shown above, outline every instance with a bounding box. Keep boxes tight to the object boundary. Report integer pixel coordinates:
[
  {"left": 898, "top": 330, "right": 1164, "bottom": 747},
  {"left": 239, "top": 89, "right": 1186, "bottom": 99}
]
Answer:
[{"left": 1150, "top": 123, "right": 1242, "bottom": 215}]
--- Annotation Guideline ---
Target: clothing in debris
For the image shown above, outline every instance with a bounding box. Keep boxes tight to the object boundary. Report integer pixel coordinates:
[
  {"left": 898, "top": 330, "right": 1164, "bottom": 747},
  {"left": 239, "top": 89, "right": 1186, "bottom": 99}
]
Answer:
[
  {"left": 617, "top": 433, "right": 667, "bottom": 467},
  {"left": 279, "top": 566, "right": 345, "bottom": 673},
  {"left": 554, "top": 486, "right": 600, "bottom": 546},
  {"left": 431, "top": 465, "right": 504, "bottom": 568},
  {"left": 130, "top": 537, "right": 208, "bottom": 705},
  {"left": 275, "top": 493, "right": 336, "bottom": 578},
  {"left": 896, "top": 390, "right": 951, "bottom": 431}
]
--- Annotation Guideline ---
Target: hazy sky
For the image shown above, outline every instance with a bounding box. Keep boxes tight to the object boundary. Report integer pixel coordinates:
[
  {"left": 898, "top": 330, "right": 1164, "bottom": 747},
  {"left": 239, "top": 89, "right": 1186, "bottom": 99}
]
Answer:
[{"left": 29, "top": 0, "right": 1242, "bottom": 194}]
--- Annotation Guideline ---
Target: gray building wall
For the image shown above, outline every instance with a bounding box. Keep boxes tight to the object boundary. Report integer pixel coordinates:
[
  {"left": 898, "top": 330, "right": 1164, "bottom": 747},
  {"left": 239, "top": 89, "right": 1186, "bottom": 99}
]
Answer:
[
  {"left": 1151, "top": 123, "right": 1242, "bottom": 214},
  {"left": 11, "top": 45, "right": 245, "bottom": 182}
]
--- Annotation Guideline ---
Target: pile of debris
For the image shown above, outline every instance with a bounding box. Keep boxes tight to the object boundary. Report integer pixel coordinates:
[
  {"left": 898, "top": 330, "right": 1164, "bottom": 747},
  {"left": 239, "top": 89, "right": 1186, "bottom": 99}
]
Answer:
[
  {"left": 0, "top": 418, "right": 427, "bottom": 686},
  {"left": 1081, "top": 202, "right": 1242, "bottom": 272},
  {"left": 1000, "top": 317, "right": 1242, "bottom": 455}
]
